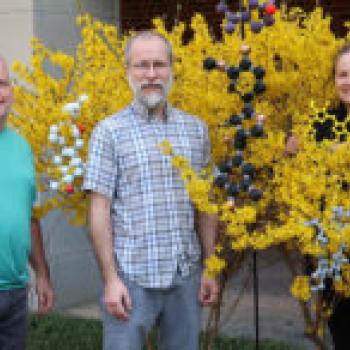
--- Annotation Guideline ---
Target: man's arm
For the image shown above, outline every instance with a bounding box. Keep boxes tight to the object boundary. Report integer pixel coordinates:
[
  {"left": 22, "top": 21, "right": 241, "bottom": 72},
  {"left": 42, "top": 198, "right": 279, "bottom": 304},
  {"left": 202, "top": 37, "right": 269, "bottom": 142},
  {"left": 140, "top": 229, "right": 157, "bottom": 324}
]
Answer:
[
  {"left": 29, "top": 218, "right": 54, "bottom": 314},
  {"left": 195, "top": 210, "right": 220, "bottom": 306},
  {"left": 88, "top": 192, "right": 131, "bottom": 320}
]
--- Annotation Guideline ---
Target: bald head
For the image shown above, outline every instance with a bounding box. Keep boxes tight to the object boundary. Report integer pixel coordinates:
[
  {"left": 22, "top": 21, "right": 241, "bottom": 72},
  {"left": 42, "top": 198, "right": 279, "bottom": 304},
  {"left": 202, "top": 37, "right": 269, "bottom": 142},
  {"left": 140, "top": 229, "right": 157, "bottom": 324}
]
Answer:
[{"left": 0, "top": 56, "right": 13, "bottom": 131}]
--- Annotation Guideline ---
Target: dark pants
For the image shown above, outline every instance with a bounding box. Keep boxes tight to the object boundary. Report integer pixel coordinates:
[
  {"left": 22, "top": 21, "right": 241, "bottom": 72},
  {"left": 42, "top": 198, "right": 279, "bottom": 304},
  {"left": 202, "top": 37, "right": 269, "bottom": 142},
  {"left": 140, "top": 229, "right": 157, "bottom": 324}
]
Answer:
[
  {"left": 0, "top": 288, "right": 27, "bottom": 350},
  {"left": 329, "top": 297, "right": 350, "bottom": 350}
]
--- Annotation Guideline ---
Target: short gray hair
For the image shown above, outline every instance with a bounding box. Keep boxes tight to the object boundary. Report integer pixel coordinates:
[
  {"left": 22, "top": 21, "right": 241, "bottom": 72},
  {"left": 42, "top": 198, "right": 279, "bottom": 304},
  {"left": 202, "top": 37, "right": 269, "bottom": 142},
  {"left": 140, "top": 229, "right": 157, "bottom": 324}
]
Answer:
[{"left": 124, "top": 31, "right": 173, "bottom": 66}]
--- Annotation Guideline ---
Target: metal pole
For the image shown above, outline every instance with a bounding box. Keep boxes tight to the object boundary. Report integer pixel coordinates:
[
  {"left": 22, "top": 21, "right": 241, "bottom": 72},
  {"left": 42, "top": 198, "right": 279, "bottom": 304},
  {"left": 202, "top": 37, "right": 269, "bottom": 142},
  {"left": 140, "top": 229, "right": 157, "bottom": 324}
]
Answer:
[
  {"left": 253, "top": 251, "right": 259, "bottom": 350},
  {"left": 238, "top": 0, "right": 260, "bottom": 348},
  {"left": 239, "top": 0, "right": 245, "bottom": 40}
]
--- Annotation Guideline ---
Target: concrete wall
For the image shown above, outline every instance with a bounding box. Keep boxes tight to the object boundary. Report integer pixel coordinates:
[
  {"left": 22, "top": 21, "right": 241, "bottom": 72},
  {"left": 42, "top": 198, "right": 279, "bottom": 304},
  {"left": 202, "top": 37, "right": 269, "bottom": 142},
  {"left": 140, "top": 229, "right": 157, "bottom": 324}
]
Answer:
[
  {"left": 33, "top": 0, "right": 120, "bottom": 54},
  {"left": 40, "top": 208, "right": 102, "bottom": 310},
  {"left": 0, "top": 0, "right": 120, "bottom": 77},
  {"left": 0, "top": 0, "right": 34, "bottom": 66}
]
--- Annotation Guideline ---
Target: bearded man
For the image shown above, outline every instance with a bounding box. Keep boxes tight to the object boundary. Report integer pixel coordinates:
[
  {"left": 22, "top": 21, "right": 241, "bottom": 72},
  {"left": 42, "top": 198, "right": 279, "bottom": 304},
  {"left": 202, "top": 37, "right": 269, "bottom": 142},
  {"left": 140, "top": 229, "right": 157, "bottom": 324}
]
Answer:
[{"left": 84, "top": 31, "right": 219, "bottom": 350}]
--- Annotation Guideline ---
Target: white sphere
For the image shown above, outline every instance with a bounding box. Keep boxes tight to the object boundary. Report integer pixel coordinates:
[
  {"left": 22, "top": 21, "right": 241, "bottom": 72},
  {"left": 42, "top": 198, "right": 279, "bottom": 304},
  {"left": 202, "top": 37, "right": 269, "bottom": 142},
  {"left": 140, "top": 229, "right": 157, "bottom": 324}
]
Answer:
[
  {"left": 50, "top": 125, "right": 58, "bottom": 133},
  {"left": 53, "top": 155, "right": 62, "bottom": 165},
  {"left": 62, "top": 147, "right": 75, "bottom": 157},
  {"left": 49, "top": 181, "right": 59, "bottom": 190},
  {"left": 74, "top": 167, "right": 83, "bottom": 176},
  {"left": 58, "top": 136, "right": 66, "bottom": 145},
  {"left": 62, "top": 102, "right": 80, "bottom": 116},
  {"left": 60, "top": 165, "right": 69, "bottom": 174},
  {"left": 48, "top": 133, "right": 58, "bottom": 144},
  {"left": 72, "top": 125, "right": 80, "bottom": 138},
  {"left": 62, "top": 174, "right": 74, "bottom": 184},
  {"left": 78, "top": 95, "right": 89, "bottom": 103},
  {"left": 70, "top": 157, "right": 81, "bottom": 167},
  {"left": 75, "top": 138, "right": 84, "bottom": 149}
]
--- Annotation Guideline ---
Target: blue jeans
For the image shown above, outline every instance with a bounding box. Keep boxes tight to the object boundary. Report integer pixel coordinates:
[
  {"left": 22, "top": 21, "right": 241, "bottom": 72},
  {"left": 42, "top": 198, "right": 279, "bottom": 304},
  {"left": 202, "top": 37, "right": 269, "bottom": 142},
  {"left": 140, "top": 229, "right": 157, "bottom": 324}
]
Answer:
[
  {"left": 101, "top": 269, "right": 202, "bottom": 350},
  {"left": 0, "top": 288, "right": 27, "bottom": 350}
]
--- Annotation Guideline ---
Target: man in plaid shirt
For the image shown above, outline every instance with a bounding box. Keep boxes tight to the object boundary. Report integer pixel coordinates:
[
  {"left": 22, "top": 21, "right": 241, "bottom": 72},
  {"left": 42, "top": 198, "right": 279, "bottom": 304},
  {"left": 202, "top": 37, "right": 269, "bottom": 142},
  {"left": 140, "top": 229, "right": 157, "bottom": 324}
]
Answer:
[{"left": 84, "top": 31, "right": 219, "bottom": 350}]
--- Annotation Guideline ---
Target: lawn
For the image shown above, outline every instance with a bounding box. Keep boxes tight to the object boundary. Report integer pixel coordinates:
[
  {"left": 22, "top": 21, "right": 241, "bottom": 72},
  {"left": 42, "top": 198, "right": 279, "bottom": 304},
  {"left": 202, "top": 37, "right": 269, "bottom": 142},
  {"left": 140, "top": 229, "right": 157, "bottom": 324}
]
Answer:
[{"left": 28, "top": 314, "right": 300, "bottom": 350}]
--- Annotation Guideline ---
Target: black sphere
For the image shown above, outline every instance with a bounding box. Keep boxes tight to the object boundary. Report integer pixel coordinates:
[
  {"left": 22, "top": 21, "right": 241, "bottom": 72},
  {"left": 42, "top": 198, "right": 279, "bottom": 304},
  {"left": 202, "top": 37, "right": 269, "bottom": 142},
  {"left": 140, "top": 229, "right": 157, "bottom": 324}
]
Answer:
[
  {"left": 225, "top": 22, "right": 235, "bottom": 34},
  {"left": 216, "top": 1, "right": 228, "bottom": 13},
  {"left": 203, "top": 57, "right": 217, "bottom": 71},
  {"left": 242, "top": 104, "right": 255, "bottom": 119},
  {"left": 251, "top": 21, "right": 263, "bottom": 33},
  {"left": 263, "top": 14, "right": 275, "bottom": 27},
  {"left": 249, "top": 0, "right": 259, "bottom": 10},
  {"left": 250, "top": 124, "right": 264, "bottom": 137},
  {"left": 249, "top": 188, "right": 263, "bottom": 201},
  {"left": 214, "top": 174, "right": 228, "bottom": 188},
  {"left": 242, "top": 92, "right": 255, "bottom": 103},
  {"left": 239, "top": 57, "right": 252, "bottom": 71},
  {"left": 226, "top": 12, "right": 240, "bottom": 24},
  {"left": 241, "top": 163, "right": 256, "bottom": 176},
  {"left": 241, "top": 11, "right": 251, "bottom": 22},
  {"left": 254, "top": 81, "right": 266, "bottom": 95},
  {"left": 218, "top": 161, "right": 232, "bottom": 174},
  {"left": 253, "top": 66, "right": 265, "bottom": 79},
  {"left": 241, "top": 176, "right": 252, "bottom": 191},
  {"left": 234, "top": 129, "right": 247, "bottom": 150},
  {"left": 228, "top": 114, "right": 242, "bottom": 126},
  {"left": 232, "top": 154, "right": 243, "bottom": 167},
  {"left": 227, "top": 66, "right": 240, "bottom": 79},
  {"left": 227, "top": 183, "right": 240, "bottom": 197}
]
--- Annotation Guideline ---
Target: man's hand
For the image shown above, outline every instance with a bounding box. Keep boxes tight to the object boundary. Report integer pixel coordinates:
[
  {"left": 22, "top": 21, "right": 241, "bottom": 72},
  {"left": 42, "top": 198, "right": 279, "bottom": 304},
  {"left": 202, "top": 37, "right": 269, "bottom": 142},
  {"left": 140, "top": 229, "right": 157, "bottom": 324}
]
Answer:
[
  {"left": 29, "top": 217, "right": 53, "bottom": 314},
  {"left": 88, "top": 193, "right": 131, "bottom": 319},
  {"left": 198, "top": 273, "right": 219, "bottom": 306},
  {"left": 195, "top": 210, "right": 219, "bottom": 306},
  {"left": 36, "top": 272, "right": 54, "bottom": 315},
  {"left": 104, "top": 276, "right": 132, "bottom": 320}
]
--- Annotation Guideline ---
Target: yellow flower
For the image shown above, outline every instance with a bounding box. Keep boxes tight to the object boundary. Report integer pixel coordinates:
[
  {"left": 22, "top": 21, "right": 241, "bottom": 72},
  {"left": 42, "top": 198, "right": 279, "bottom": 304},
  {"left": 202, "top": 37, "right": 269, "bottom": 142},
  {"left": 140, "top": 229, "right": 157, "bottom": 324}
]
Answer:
[
  {"left": 291, "top": 276, "right": 311, "bottom": 302},
  {"left": 204, "top": 254, "right": 226, "bottom": 277},
  {"left": 158, "top": 140, "right": 174, "bottom": 155}
]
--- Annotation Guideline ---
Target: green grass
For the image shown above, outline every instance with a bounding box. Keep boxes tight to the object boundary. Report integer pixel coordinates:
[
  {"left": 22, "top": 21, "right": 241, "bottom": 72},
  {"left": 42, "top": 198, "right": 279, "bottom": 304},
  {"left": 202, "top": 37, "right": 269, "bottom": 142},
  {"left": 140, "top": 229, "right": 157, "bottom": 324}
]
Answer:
[
  {"left": 29, "top": 314, "right": 102, "bottom": 350},
  {"left": 28, "top": 314, "right": 300, "bottom": 350}
]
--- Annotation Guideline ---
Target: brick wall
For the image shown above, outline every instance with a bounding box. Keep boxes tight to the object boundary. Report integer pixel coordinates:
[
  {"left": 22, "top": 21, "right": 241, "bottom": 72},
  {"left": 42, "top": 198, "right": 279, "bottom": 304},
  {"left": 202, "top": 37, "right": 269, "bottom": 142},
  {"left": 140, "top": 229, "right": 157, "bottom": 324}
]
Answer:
[
  {"left": 285, "top": 0, "right": 350, "bottom": 36},
  {"left": 324, "top": 0, "right": 350, "bottom": 36},
  {"left": 120, "top": 0, "right": 350, "bottom": 38}
]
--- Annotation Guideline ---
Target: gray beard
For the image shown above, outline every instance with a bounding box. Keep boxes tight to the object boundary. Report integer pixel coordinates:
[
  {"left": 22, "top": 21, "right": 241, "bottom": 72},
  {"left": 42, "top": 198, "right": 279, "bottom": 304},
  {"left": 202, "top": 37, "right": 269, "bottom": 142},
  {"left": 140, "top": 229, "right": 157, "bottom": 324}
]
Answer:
[
  {"left": 128, "top": 74, "right": 173, "bottom": 111},
  {"left": 139, "top": 92, "right": 166, "bottom": 110}
]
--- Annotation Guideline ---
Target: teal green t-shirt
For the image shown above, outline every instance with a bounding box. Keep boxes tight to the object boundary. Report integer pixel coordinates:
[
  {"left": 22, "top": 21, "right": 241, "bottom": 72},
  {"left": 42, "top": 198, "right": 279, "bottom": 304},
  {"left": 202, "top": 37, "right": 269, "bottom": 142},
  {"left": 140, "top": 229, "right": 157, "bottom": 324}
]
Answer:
[{"left": 0, "top": 127, "right": 36, "bottom": 290}]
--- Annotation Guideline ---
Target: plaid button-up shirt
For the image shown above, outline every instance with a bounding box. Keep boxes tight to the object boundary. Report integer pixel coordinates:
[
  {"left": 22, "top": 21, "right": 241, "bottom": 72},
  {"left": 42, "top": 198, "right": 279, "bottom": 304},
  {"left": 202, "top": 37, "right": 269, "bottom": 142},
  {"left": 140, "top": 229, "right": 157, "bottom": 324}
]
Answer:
[{"left": 83, "top": 101, "right": 210, "bottom": 288}]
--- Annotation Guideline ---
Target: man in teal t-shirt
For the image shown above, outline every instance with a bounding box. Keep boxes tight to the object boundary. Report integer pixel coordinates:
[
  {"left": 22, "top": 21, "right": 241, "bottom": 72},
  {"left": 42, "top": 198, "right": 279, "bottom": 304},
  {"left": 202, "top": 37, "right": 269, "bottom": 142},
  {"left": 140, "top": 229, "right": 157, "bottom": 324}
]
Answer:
[
  {"left": 0, "top": 56, "right": 53, "bottom": 349},
  {"left": 0, "top": 128, "right": 36, "bottom": 289}
]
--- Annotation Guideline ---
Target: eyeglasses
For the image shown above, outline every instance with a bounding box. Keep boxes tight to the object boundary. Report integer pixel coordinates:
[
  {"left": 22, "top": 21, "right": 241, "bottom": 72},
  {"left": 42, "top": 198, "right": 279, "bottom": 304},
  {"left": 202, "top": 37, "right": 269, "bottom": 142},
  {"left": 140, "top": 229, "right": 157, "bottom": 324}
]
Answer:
[{"left": 130, "top": 60, "right": 171, "bottom": 73}]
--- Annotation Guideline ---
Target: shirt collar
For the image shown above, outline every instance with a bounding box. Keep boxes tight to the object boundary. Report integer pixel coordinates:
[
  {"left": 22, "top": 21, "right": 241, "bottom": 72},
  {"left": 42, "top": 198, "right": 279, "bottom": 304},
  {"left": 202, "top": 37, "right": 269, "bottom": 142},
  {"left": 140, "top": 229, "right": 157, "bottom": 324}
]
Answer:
[{"left": 131, "top": 99, "right": 172, "bottom": 123}]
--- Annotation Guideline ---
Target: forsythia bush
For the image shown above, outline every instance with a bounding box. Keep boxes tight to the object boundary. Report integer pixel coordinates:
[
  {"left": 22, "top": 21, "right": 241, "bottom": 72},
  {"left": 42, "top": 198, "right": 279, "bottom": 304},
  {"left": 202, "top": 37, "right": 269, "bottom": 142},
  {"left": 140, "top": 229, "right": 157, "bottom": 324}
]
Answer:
[{"left": 9, "top": 6, "right": 350, "bottom": 308}]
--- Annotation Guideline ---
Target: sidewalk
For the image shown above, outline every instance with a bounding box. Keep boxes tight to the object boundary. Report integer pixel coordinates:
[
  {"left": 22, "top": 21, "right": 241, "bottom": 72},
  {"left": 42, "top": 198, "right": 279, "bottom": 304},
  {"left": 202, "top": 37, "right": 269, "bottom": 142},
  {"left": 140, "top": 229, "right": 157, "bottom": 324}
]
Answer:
[
  {"left": 62, "top": 248, "right": 331, "bottom": 349},
  {"left": 63, "top": 301, "right": 100, "bottom": 320}
]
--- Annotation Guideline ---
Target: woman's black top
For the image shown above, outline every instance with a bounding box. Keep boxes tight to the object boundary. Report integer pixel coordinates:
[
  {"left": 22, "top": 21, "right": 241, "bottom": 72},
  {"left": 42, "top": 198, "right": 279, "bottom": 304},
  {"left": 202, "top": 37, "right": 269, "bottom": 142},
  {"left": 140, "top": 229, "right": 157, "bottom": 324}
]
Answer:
[{"left": 313, "top": 103, "right": 349, "bottom": 142}]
